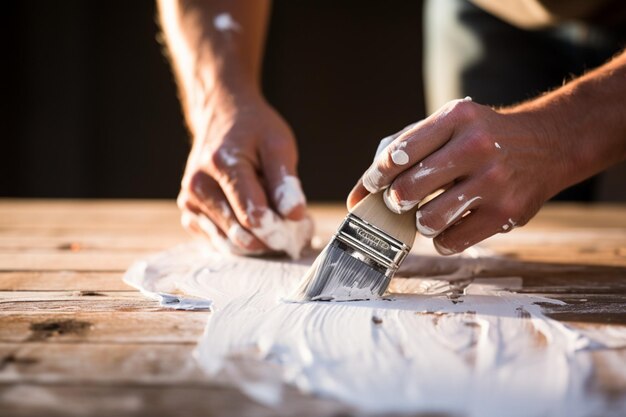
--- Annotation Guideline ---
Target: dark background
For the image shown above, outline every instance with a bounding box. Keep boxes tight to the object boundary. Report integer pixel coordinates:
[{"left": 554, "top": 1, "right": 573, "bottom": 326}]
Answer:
[{"left": 3, "top": 1, "right": 425, "bottom": 200}]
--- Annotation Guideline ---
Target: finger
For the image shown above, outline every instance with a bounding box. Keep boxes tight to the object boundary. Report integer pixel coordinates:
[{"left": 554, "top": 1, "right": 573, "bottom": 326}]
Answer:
[
  {"left": 382, "top": 136, "right": 471, "bottom": 214},
  {"left": 260, "top": 144, "right": 306, "bottom": 220},
  {"left": 182, "top": 171, "right": 268, "bottom": 252},
  {"left": 347, "top": 180, "right": 369, "bottom": 210},
  {"left": 347, "top": 123, "right": 419, "bottom": 210},
  {"left": 432, "top": 208, "right": 504, "bottom": 255},
  {"left": 361, "top": 97, "right": 475, "bottom": 194},
  {"left": 413, "top": 180, "right": 484, "bottom": 238}
]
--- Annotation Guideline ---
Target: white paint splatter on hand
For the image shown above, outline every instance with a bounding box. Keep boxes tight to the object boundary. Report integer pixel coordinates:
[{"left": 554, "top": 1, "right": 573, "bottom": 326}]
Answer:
[
  {"left": 246, "top": 199, "right": 313, "bottom": 259},
  {"left": 391, "top": 149, "right": 409, "bottom": 166},
  {"left": 362, "top": 166, "right": 384, "bottom": 193},
  {"left": 219, "top": 147, "right": 239, "bottom": 167},
  {"left": 495, "top": 142, "right": 501, "bottom": 149},
  {"left": 383, "top": 188, "right": 418, "bottom": 214},
  {"left": 274, "top": 167, "right": 306, "bottom": 217},
  {"left": 214, "top": 13, "right": 241, "bottom": 32}
]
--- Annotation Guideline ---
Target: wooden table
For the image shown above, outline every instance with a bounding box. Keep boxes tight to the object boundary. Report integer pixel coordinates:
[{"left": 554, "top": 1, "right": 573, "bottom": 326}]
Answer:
[{"left": 1, "top": 200, "right": 625, "bottom": 416}]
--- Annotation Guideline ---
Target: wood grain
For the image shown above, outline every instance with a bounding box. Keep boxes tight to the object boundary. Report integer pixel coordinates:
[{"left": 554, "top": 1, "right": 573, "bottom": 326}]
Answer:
[{"left": 0, "top": 198, "right": 625, "bottom": 417}]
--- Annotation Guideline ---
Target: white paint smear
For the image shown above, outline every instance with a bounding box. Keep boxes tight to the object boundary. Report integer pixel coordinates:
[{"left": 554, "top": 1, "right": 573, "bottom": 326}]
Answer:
[
  {"left": 383, "top": 188, "right": 418, "bottom": 214},
  {"left": 124, "top": 242, "right": 626, "bottom": 416},
  {"left": 361, "top": 166, "right": 384, "bottom": 193},
  {"left": 495, "top": 142, "right": 502, "bottom": 149},
  {"left": 246, "top": 200, "right": 313, "bottom": 259},
  {"left": 391, "top": 149, "right": 410, "bottom": 165},
  {"left": 214, "top": 13, "right": 241, "bottom": 32},
  {"left": 413, "top": 165, "right": 436, "bottom": 181},
  {"left": 274, "top": 167, "right": 306, "bottom": 216}
]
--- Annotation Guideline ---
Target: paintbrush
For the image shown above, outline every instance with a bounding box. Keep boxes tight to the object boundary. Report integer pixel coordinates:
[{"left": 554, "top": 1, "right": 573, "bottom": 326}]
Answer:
[{"left": 295, "top": 191, "right": 418, "bottom": 301}]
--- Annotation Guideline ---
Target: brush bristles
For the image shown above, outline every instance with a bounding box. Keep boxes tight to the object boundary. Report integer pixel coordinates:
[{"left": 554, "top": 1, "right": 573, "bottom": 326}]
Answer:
[{"left": 299, "top": 241, "right": 389, "bottom": 301}]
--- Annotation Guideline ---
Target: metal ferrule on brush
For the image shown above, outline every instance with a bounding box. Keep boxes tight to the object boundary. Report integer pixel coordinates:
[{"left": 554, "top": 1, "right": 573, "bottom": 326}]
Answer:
[{"left": 334, "top": 214, "right": 410, "bottom": 278}]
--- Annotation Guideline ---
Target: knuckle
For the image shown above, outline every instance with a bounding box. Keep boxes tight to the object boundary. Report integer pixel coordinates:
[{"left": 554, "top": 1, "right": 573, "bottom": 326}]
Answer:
[
  {"left": 465, "top": 127, "right": 493, "bottom": 155},
  {"left": 483, "top": 164, "right": 509, "bottom": 186},
  {"left": 448, "top": 99, "right": 479, "bottom": 121}
]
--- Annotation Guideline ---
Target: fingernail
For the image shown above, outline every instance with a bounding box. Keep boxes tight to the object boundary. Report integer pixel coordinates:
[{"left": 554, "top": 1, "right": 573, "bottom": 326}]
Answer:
[
  {"left": 434, "top": 239, "right": 457, "bottom": 256},
  {"left": 415, "top": 210, "right": 438, "bottom": 237},
  {"left": 362, "top": 167, "right": 383, "bottom": 193}
]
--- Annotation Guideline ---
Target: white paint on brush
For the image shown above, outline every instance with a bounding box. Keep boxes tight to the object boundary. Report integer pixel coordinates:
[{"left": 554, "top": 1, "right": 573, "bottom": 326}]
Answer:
[
  {"left": 124, "top": 242, "right": 623, "bottom": 416},
  {"left": 274, "top": 166, "right": 306, "bottom": 216},
  {"left": 214, "top": 13, "right": 241, "bottom": 32}
]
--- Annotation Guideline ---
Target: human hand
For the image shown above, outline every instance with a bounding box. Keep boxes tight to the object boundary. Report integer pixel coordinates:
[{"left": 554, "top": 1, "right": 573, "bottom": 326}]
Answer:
[
  {"left": 178, "top": 92, "right": 312, "bottom": 259},
  {"left": 347, "top": 97, "right": 572, "bottom": 255}
]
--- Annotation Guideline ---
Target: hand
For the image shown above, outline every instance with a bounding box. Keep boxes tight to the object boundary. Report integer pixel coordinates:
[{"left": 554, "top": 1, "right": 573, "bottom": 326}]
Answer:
[
  {"left": 347, "top": 98, "right": 573, "bottom": 255},
  {"left": 177, "top": 91, "right": 312, "bottom": 258}
]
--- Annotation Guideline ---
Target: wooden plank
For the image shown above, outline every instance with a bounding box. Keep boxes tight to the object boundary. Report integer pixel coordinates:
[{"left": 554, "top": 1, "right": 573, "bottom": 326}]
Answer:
[
  {"left": 0, "top": 272, "right": 131, "bottom": 291},
  {"left": 0, "top": 291, "right": 165, "bottom": 313},
  {"left": 0, "top": 251, "right": 151, "bottom": 271},
  {"left": 0, "top": 343, "right": 207, "bottom": 384},
  {"left": 0, "top": 383, "right": 353, "bottom": 417},
  {"left": 0, "top": 312, "right": 208, "bottom": 344}
]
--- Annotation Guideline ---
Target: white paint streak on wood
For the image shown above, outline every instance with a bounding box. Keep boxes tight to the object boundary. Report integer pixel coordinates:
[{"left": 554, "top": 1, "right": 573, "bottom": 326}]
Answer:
[{"left": 125, "top": 242, "right": 626, "bottom": 416}]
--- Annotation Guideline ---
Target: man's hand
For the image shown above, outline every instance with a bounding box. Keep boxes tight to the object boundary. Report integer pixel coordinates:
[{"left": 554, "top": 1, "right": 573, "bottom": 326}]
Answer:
[
  {"left": 158, "top": 0, "right": 312, "bottom": 258},
  {"left": 348, "top": 98, "right": 562, "bottom": 255},
  {"left": 177, "top": 92, "right": 310, "bottom": 256},
  {"left": 348, "top": 43, "right": 626, "bottom": 257}
]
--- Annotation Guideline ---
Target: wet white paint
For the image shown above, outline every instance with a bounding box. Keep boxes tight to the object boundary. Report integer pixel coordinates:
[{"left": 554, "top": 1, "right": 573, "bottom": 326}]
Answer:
[
  {"left": 383, "top": 188, "right": 419, "bottom": 214},
  {"left": 246, "top": 200, "right": 313, "bottom": 259},
  {"left": 502, "top": 224, "right": 510, "bottom": 231},
  {"left": 413, "top": 165, "right": 436, "bottom": 181},
  {"left": 391, "top": 149, "right": 410, "bottom": 165},
  {"left": 415, "top": 210, "right": 437, "bottom": 237},
  {"left": 219, "top": 147, "right": 239, "bottom": 167},
  {"left": 458, "top": 194, "right": 465, "bottom": 201},
  {"left": 227, "top": 224, "right": 254, "bottom": 247},
  {"left": 273, "top": 166, "right": 306, "bottom": 216},
  {"left": 443, "top": 196, "right": 482, "bottom": 227},
  {"left": 189, "top": 212, "right": 262, "bottom": 257},
  {"left": 362, "top": 166, "right": 384, "bottom": 193},
  {"left": 214, "top": 13, "right": 241, "bottom": 32},
  {"left": 124, "top": 242, "right": 626, "bottom": 416},
  {"left": 495, "top": 142, "right": 502, "bottom": 149}
]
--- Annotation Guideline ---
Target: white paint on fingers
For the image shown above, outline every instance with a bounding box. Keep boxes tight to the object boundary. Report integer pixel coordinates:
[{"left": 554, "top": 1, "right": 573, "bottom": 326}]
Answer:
[
  {"left": 214, "top": 13, "right": 241, "bottom": 32},
  {"left": 274, "top": 166, "right": 306, "bottom": 217}
]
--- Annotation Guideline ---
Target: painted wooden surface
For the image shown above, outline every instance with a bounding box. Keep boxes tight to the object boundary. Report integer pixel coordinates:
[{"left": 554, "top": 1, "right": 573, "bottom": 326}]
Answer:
[{"left": 0, "top": 199, "right": 625, "bottom": 417}]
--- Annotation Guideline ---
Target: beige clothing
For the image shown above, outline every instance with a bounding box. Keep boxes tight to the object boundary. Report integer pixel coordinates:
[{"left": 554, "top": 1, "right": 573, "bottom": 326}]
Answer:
[{"left": 472, "top": 0, "right": 626, "bottom": 28}]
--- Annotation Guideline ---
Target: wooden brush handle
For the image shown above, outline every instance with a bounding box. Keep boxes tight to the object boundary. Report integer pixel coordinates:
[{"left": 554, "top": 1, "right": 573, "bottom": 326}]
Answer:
[{"left": 350, "top": 191, "right": 418, "bottom": 248}]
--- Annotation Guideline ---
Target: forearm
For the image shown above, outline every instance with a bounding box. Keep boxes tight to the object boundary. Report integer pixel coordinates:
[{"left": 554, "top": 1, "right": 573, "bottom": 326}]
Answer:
[
  {"left": 503, "top": 50, "right": 626, "bottom": 194},
  {"left": 157, "top": 0, "right": 271, "bottom": 136}
]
